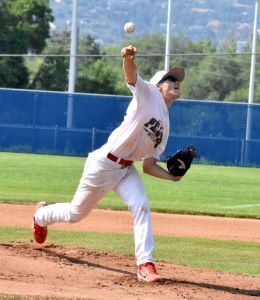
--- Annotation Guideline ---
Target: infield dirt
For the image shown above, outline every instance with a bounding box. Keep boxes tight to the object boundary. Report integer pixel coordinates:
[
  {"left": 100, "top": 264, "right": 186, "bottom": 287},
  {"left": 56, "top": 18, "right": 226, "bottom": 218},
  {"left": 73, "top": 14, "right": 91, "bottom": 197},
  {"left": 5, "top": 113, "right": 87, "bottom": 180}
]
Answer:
[{"left": 0, "top": 204, "right": 259, "bottom": 300}]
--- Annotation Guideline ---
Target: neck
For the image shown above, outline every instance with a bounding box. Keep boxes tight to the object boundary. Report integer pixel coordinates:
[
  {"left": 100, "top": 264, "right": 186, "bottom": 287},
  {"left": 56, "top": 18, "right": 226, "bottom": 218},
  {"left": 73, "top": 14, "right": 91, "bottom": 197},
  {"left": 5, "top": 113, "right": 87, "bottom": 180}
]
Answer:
[{"left": 164, "top": 98, "right": 176, "bottom": 108}]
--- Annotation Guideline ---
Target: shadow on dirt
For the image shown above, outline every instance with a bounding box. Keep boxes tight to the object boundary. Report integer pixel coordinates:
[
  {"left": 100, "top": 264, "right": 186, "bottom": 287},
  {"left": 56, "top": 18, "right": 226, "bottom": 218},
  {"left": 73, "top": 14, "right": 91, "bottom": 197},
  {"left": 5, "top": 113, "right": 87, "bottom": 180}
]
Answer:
[
  {"left": 40, "top": 247, "right": 135, "bottom": 276},
  {"left": 161, "top": 278, "right": 260, "bottom": 297},
  {"left": 39, "top": 246, "right": 260, "bottom": 297}
]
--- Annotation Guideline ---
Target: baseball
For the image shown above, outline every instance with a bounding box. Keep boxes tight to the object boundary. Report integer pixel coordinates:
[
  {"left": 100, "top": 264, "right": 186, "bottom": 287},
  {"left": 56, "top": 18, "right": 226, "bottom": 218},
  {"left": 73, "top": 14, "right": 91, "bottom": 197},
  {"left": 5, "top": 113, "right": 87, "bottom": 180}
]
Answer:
[{"left": 124, "top": 22, "right": 135, "bottom": 33}]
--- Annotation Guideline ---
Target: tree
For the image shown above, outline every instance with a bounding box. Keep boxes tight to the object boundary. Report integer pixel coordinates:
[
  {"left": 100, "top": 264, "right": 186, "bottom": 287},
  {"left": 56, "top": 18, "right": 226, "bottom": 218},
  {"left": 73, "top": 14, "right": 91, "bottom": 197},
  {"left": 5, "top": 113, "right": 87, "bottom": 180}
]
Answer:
[
  {"left": 182, "top": 55, "right": 243, "bottom": 101},
  {"left": 0, "top": 57, "right": 28, "bottom": 88},
  {"left": 169, "top": 34, "right": 216, "bottom": 70},
  {"left": 30, "top": 33, "right": 105, "bottom": 92},
  {"left": 76, "top": 60, "right": 118, "bottom": 94},
  {"left": 29, "top": 31, "right": 70, "bottom": 91},
  {"left": 6, "top": 0, "right": 53, "bottom": 53},
  {"left": 79, "top": 35, "right": 100, "bottom": 60},
  {"left": 0, "top": 0, "right": 53, "bottom": 88},
  {"left": 74, "top": 34, "right": 127, "bottom": 95}
]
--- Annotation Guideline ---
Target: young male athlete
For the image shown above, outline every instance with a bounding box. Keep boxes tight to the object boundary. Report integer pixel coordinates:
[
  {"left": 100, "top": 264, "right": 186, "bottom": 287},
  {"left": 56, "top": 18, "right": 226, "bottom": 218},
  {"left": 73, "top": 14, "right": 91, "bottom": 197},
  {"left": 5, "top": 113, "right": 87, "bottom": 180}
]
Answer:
[{"left": 32, "top": 45, "right": 185, "bottom": 283}]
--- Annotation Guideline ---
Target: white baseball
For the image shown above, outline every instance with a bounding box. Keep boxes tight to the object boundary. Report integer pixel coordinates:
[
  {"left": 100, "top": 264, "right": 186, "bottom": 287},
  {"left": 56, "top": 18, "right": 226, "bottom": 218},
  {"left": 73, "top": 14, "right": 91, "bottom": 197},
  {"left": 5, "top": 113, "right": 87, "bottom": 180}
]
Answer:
[{"left": 124, "top": 22, "right": 135, "bottom": 33}]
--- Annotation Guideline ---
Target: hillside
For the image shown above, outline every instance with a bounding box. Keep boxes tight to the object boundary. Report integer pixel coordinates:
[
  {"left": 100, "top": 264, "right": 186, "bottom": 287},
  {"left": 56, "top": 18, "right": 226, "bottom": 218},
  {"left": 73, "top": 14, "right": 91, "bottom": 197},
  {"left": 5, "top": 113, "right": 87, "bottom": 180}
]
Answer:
[{"left": 49, "top": 0, "right": 258, "bottom": 47}]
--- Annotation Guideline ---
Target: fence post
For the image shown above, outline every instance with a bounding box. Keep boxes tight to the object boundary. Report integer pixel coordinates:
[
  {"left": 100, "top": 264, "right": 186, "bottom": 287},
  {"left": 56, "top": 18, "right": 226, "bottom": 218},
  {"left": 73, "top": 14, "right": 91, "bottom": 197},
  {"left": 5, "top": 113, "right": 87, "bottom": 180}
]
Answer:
[
  {"left": 92, "top": 127, "right": 96, "bottom": 151},
  {"left": 54, "top": 125, "right": 58, "bottom": 153},
  {"left": 31, "top": 94, "right": 38, "bottom": 153},
  {"left": 240, "top": 139, "right": 245, "bottom": 166}
]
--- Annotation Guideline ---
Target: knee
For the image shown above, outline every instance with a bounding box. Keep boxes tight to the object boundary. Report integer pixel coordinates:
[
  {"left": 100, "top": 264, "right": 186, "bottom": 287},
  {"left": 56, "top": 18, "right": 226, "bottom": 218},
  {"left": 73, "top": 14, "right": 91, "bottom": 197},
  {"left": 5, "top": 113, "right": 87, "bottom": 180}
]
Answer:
[
  {"left": 68, "top": 212, "right": 85, "bottom": 223},
  {"left": 67, "top": 205, "right": 87, "bottom": 223},
  {"left": 129, "top": 199, "right": 150, "bottom": 215}
]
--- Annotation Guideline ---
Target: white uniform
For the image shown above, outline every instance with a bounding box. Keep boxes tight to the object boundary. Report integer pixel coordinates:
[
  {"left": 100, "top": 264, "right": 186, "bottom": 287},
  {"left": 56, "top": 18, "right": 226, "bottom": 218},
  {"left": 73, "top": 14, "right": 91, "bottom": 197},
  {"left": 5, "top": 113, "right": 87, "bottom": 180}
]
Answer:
[{"left": 35, "top": 75, "right": 169, "bottom": 266}]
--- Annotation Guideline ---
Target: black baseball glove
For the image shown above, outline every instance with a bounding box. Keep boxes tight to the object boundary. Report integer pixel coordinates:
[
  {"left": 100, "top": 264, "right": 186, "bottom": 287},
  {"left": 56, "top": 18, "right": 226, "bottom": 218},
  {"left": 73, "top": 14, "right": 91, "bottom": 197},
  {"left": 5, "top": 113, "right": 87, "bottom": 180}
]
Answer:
[{"left": 166, "top": 145, "right": 197, "bottom": 177}]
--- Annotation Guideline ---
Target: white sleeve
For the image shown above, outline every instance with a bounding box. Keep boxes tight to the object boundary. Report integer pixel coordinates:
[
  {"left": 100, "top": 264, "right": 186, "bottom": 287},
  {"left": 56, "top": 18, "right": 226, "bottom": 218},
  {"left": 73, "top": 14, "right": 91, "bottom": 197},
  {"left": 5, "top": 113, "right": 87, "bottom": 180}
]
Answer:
[
  {"left": 126, "top": 75, "right": 150, "bottom": 107},
  {"left": 142, "top": 142, "right": 166, "bottom": 161}
]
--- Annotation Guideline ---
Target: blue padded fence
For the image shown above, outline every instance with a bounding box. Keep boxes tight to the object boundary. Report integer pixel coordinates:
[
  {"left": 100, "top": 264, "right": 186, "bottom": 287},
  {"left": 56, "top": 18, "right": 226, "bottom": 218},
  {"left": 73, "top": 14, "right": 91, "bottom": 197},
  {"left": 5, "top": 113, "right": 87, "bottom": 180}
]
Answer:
[{"left": 0, "top": 88, "right": 259, "bottom": 167}]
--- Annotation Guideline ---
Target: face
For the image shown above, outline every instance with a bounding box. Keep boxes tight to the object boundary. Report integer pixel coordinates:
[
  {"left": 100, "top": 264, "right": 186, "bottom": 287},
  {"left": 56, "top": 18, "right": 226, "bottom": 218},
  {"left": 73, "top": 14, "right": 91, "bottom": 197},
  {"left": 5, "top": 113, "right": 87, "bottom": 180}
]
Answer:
[{"left": 158, "top": 80, "right": 181, "bottom": 107}]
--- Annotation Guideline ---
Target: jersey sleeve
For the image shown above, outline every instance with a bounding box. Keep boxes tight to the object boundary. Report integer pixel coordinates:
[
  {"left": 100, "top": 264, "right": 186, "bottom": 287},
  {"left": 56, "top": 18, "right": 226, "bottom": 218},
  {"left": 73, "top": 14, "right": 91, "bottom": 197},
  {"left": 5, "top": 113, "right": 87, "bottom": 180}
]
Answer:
[
  {"left": 142, "top": 142, "right": 166, "bottom": 161},
  {"left": 126, "top": 75, "right": 151, "bottom": 107}
]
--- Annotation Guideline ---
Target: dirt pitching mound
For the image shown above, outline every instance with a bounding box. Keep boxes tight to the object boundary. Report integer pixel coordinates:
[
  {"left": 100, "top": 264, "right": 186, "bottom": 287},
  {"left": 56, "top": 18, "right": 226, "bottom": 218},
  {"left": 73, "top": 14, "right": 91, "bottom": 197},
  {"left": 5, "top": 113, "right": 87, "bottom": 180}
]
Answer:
[{"left": 0, "top": 242, "right": 259, "bottom": 300}]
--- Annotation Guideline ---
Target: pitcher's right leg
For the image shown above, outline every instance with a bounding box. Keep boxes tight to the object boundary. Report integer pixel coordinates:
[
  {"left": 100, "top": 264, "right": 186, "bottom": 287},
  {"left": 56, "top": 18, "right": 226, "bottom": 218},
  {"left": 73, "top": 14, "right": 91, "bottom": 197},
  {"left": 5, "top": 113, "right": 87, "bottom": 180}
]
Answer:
[{"left": 32, "top": 185, "right": 107, "bottom": 244}]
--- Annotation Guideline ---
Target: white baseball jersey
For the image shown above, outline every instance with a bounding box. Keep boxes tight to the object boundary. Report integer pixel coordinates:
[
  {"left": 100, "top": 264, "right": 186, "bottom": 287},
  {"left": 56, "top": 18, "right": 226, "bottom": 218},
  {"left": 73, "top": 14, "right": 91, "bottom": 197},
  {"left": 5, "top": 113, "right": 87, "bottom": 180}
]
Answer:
[{"left": 100, "top": 75, "right": 169, "bottom": 161}]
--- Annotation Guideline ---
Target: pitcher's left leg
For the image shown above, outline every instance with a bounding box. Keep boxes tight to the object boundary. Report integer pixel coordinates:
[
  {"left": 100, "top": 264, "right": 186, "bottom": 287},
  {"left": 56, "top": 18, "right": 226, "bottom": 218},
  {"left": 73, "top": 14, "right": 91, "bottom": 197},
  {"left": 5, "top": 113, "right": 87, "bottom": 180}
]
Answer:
[
  {"left": 114, "top": 166, "right": 154, "bottom": 265},
  {"left": 114, "top": 167, "right": 161, "bottom": 282}
]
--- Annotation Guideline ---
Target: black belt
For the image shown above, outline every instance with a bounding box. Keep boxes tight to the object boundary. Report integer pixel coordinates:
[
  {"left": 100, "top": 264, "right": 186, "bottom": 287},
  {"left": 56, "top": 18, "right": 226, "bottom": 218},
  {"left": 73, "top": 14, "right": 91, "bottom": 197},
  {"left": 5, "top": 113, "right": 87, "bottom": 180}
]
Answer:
[{"left": 107, "top": 153, "right": 133, "bottom": 167}]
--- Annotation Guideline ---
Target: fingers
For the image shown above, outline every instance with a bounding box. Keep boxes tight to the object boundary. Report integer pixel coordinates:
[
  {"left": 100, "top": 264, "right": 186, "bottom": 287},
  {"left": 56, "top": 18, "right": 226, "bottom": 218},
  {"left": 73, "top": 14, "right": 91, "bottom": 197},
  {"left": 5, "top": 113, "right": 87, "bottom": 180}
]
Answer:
[
  {"left": 121, "top": 45, "right": 136, "bottom": 57},
  {"left": 172, "top": 175, "right": 182, "bottom": 181},
  {"left": 121, "top": 45, "right": 136, "bottom": 58}
]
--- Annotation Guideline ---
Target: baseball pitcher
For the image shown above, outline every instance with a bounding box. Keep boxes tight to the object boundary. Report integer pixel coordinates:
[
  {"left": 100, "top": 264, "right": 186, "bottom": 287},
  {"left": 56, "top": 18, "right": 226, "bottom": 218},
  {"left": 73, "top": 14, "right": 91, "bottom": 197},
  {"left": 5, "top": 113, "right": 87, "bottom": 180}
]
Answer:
[{"left": 32, "top": 45, "right": 194, "bottom": 283}]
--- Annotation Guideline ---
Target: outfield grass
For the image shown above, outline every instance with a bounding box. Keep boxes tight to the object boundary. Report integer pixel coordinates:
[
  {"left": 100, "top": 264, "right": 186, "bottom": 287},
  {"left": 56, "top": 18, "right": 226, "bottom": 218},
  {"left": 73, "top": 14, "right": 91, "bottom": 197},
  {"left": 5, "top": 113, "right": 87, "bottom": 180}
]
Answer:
[
  {"left": 1, "top": 227, "right": 260, "bottom": 277},
  {"left": 0, "top": 152, "right": 259, "bottom": 218}
]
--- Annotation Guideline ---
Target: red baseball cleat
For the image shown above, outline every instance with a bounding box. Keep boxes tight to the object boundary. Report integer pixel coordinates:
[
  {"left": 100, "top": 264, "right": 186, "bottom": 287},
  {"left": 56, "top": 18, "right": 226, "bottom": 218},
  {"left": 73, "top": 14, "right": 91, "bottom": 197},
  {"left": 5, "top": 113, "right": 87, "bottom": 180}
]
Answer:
[
  {"left": 32, "top": 201, "right": 48, "bottom": 244},
  {"left": 137, "top": 262, "right": 161, "bottom": 283}
]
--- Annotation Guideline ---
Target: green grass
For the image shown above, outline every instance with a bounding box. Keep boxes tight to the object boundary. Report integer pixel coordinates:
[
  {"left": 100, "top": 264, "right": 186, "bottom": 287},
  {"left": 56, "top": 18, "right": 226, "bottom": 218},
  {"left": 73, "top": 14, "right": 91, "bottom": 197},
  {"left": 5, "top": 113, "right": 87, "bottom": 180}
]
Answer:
[
  {"left": 0, "top": 153, "right": 260, "bottom": 282},
  {"left": 0, "top": 152, "right": 260, "bottom": 218},
  {"left": 1, "top": 227, "right": 260, "bottom": 277}
]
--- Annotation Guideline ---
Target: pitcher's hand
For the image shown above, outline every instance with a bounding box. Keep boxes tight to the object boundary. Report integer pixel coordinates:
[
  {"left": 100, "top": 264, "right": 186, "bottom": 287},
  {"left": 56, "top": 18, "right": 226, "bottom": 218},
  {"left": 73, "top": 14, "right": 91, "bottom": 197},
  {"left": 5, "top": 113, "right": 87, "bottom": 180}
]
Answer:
[{"left": 121, "top": 45, "right": 136, "bottom": 59}]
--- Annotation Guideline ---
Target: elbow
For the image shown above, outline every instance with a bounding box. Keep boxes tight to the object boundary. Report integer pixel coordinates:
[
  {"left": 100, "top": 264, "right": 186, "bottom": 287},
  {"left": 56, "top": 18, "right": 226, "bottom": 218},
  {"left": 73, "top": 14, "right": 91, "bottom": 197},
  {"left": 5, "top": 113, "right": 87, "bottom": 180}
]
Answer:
[
  {"left": 142, "top": 157, "right": 157, "bottom": 175},
  {"left": 143, "top": 164, "right": 150, "bottom": 174},
  {"left": 143, "top": 162, "right": 154, "bottom": 175}
]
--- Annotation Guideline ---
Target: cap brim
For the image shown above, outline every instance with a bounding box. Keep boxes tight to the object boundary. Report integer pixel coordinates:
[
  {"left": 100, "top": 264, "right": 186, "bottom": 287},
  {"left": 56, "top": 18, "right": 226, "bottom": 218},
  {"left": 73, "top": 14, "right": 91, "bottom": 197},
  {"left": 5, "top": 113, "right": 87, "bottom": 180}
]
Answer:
[{"left": 161, "top": 67, "right": 185, "bottom": 82}]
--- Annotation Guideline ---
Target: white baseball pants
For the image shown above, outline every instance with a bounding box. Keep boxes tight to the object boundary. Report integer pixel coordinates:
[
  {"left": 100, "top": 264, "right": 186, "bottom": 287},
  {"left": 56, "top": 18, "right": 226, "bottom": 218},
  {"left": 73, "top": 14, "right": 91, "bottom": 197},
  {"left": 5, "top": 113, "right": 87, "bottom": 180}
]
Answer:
[{"left": 35, "top": 150, "right": 155, "bottom": 266}]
